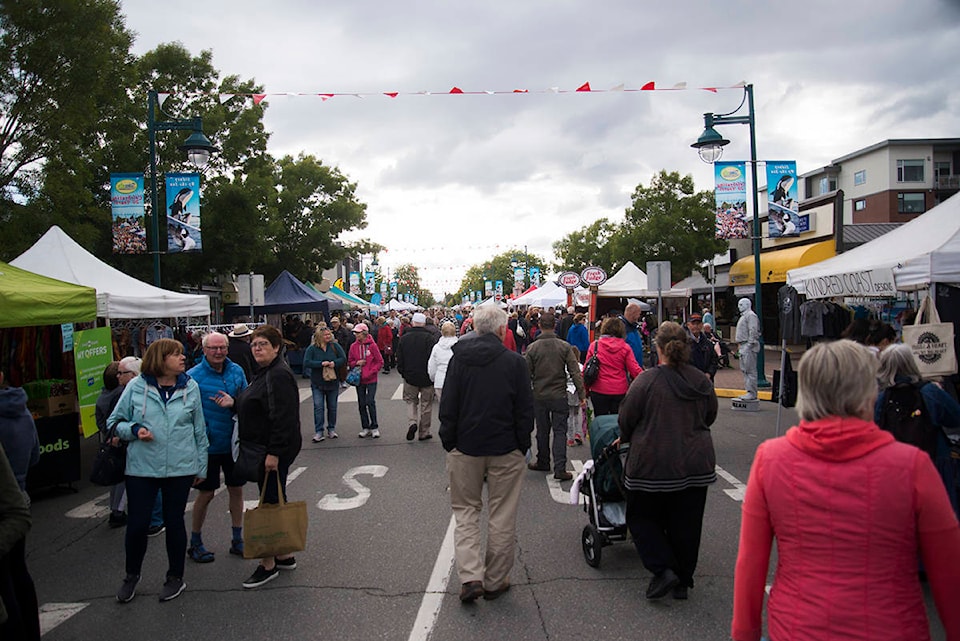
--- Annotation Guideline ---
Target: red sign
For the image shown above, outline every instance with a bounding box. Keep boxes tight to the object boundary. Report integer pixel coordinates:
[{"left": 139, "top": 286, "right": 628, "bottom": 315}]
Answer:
[
  {"left": 580, "top": 266, "right": 607, "bottom": 286},
  {"left": 559, "top": 271, "right": 581, "bottom": 288}
]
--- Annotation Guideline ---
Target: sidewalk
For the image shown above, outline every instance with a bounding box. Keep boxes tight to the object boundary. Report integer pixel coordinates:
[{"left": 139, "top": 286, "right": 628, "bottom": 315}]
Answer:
[{"left": 713, "top": 347, "right": 799, "bottom": 401}]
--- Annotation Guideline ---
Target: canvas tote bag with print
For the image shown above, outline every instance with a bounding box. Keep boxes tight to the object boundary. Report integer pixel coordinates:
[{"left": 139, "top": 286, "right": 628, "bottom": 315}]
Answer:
[
  {"left": 243, "top": 471, "right": 308, "bottom": 559},
  {"left": 902, "top": 295, "right": 958, "bottom": 377}
]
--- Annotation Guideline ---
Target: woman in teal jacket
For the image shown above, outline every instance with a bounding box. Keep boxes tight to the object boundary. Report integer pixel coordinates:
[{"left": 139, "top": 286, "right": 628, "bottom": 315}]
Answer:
[{"left": 108, "top": 338, "right": 208, "bottom": 604}]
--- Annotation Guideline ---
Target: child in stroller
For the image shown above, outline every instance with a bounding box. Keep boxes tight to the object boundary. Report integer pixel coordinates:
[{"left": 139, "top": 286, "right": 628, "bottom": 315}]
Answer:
[{"left": 572, "top": 413, "right": 629, "bottom": 567}]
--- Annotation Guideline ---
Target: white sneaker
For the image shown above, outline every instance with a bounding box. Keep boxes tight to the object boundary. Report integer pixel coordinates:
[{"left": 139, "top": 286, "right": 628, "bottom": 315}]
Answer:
[
  {"left": 359, "top": 429, "right": 371, "bottom": 438},
  {"left": 312, "top": 434, "right": 325, "bottom": 443},
  {"left": 371, "top": 429, "right": 381, "bottom": 438}
]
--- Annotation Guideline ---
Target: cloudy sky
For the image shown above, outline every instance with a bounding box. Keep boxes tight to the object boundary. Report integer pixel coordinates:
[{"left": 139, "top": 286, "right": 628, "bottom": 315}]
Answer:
[{"left": 121, "top": 0, "right": 960, "bottom": 299}]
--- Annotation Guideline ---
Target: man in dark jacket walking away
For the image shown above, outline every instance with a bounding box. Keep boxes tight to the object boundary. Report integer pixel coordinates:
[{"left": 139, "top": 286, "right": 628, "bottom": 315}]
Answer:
[
  {"left": 524, "top": 313, "right": 585, "bottom": 481},
  {"left": 398, "top": 313, "right": 439, "bottom": 441},
  {"left": 439, "top": 305, "right": 534, "bottom": 604}
]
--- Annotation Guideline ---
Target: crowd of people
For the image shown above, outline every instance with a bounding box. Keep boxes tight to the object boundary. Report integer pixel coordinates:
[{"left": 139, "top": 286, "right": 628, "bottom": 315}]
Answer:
[{"left": 1, "top": 293, "right": 958, "bottom": 639}]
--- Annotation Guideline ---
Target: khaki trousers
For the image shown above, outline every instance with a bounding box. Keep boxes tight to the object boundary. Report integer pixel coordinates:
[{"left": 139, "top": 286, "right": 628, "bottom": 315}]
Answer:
[
  {"left": 446, "top": 449, "right": 525, "bottom": 590},
  {"left": 403, "top": 383, "right": 435, "bottom": 436}
]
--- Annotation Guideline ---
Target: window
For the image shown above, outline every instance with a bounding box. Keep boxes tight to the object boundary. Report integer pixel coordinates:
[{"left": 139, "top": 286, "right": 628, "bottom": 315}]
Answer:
[
  {"left": 897, "top": 192, "right": 925, "bottom": 214},
  {"left": 897, "top": 159, "right": 924, "bottom": 182},
  {"left": 817, "top": 176, "right": 837, "bottom": 194},
  {"left": 854, "top": 199, "right": 866, "bottom": 211},
  {"left": 854, "top": 170, "right": 866, "bottom": 186},
  {"left": 935, "top": 161, "right": 951, "bottom": 178}
]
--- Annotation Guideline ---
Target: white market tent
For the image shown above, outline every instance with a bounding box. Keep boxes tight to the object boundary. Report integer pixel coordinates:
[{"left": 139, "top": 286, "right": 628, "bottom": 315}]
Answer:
[
  {"left": 510, "top": 281, "right": 590, "bottom": 308},
  {"left": 598, "top": 260, "right": 690, "bottom": 298},
  {"left": 787, "top": 193, "right": 960, "bottom": 296},
  {"left": 386, "top": 298, "right": 419, "bottom": 311},
  {"left": 476, "top": 296, "right": 508, "bottom": 308},
  {"left": 11, "top": 225, "right": 211, "bottom": 319}
]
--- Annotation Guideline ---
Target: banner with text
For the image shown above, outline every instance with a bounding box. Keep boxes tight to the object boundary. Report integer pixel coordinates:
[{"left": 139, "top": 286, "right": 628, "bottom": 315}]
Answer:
[
  {"left": 714, "top": 162, "right": 749, "bottom": 239},
  {"left": 802, "top": 268, "right": 897, "bottom": 300},
  {"left": 165, "top": 173, "right": 202, "bottom": 253},
  {"left": 73, "top": 327, "right": 113, "bottom": 438},
  {"left": 766, "top": 161, "right": 800, "bottom": 238},
  {"left": 111, "top": 173, "right": 146, "bottom": 254}
]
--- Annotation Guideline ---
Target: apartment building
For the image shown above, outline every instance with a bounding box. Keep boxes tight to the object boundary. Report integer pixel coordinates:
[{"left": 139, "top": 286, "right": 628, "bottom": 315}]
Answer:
[{"left": 799, "top": 138, "right": 960, "bottom": 223}]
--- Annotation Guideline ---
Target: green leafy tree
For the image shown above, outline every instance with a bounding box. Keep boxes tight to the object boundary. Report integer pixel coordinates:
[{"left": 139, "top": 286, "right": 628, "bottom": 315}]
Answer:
[
  {"left": 552, "top": 218, "right": 617, "bottom": 273},
  {"left": 611, "top": 170, "right": 727, "bottom": 281},
  {"left": 454, "top": 251, "right": 546, "bottom": 302}
]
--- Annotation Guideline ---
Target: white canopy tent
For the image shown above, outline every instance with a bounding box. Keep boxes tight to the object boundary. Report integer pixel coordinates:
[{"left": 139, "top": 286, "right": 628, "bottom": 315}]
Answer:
[
  {"left": 509, "top": 281, "right": 590, "bottom": 308},
  {"left": 386, "top": 298, "right": 419, "bottom": 311},
  {"left": 598, "top": 260, "right": 691, "bottom": 298},
  {"left": 11, "top": 225, "right": 211, "bottom": 318},
  {"left": 787, "top": 193, "right": 960, "bottom": 297},
  {"left": 476, "top": 296, "right": 508, "bottom": 308}
]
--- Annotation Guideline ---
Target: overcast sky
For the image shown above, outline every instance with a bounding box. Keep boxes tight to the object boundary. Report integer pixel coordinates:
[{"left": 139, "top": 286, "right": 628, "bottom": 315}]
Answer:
[{"left": 121, "top": 0, "right": 960, "bottom": 299}]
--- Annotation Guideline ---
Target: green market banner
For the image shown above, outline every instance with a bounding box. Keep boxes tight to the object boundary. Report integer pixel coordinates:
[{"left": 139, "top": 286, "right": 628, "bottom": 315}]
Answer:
[{"left": 73, "top": 327, "right": 113, "bottom": 438}]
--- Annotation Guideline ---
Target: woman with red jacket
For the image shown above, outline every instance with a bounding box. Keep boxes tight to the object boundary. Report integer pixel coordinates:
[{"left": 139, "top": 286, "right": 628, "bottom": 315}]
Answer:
[
  {"left": 583, "top": 317, "right": 642, "bottom": 416},
  {"left": 732, "top": 340, "right": 960, "bottom": 641},
  {"left": 376, "top": 318, "right": 395, "bottom": 373}
]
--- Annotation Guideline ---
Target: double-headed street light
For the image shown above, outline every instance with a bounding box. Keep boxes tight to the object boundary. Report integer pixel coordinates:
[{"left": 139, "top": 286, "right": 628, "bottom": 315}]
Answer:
[
  {"left": 147, "top": 89, "right": 217, "bottom": 287},
  {"left": 690, "top": 83, "right": 768, "bottom": 386}
]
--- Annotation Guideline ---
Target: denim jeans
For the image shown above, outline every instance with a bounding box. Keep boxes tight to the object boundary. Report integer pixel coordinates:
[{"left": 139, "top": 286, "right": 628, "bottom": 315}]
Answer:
[
  {"left": 357, "top": 382, "right": 378, "bottom": 429},
  {"left": 311, "top": 384, "right": 339, "bottom": 433}
]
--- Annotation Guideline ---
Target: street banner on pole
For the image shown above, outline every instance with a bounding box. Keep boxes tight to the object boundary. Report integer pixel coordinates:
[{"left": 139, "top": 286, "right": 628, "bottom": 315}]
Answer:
[
  {"left": 766, "top": 161, "right": 800, "bottom": 238},
  {"left": 714, "top": 161, "right": 749, "bottom": 239},
  {"left": 165, "top": 173, "right": 202, "bottom": 253},
  {"left": 364, "top": 271, "right": 375, "bottom": 294},
  {"left": 349, "top": 271, "right": 360, "bottom": 295},
  {"left": 111, "top": 173, "right": 147, "bottom": 254}
]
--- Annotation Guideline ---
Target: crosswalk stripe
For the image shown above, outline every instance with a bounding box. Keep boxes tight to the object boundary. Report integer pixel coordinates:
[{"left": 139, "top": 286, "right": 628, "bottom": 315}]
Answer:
[{"left": 39, "top": 602, "right": 88, "bottom": 636}]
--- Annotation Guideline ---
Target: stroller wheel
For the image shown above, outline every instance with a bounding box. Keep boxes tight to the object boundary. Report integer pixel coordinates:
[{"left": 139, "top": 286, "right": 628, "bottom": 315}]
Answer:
[{"left": 582, "top": 524, "right": 603, "bottom": 568}]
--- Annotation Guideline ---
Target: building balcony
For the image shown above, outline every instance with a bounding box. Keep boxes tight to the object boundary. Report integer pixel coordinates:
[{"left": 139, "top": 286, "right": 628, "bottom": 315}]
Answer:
[{"left": 936, "top": 175, "right": 959, "bottom": 190}]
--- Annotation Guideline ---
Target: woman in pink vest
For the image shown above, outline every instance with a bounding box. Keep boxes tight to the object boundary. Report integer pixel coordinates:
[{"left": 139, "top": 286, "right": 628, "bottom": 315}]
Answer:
[{"left": 732, "top": 340, "right": 960, "bottom": 641}]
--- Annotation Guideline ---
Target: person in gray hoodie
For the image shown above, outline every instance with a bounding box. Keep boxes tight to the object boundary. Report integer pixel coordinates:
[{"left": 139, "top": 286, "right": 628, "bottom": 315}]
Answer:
[{"left": 0, "top": 371, "right": 40, "bottom": 493}]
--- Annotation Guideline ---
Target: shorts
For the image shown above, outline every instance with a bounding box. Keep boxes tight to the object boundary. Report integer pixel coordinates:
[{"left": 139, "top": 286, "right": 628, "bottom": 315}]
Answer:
[{"left": 194, "top": 452, "right": 245, "bottom": 491}]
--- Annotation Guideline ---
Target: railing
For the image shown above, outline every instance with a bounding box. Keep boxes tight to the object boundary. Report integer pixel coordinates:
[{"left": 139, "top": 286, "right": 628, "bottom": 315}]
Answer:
[{"left": 936, "top": 175, "right": 960, "bottom": 189}]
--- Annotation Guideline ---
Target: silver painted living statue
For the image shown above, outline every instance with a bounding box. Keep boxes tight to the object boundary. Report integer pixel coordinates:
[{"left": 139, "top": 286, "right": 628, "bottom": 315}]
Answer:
[{"left": 735, "top": 297, "right": 760, "bottom": 401}]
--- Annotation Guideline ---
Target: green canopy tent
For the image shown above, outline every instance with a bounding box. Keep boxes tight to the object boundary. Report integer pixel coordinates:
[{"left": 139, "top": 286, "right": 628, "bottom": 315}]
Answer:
[{"left": 0, "top": 260, "right": 97, "bottom": 327}]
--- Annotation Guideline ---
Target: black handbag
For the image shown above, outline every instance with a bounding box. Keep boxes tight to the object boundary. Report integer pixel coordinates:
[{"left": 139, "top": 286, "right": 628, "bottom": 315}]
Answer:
[
  {"left": 234, "top": 441, "right": 267, "bottom": 482},
  {"left": 583, "top": 340, "right": 601, "bottom": 385},
  {"left": 90, "top": 425, "right": 127, "bottom": 486}
]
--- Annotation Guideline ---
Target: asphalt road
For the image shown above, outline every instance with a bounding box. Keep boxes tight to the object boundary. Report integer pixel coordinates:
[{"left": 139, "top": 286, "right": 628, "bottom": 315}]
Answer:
[{"left": 25, "top": 374, "right": 947, "bottom": 641}]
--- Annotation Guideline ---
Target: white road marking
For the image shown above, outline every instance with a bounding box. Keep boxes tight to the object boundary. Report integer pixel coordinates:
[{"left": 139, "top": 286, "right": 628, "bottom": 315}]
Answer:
[
  {"left": 407, "top": 515, "right": 456, "bottom": 641},
  {"left": 317, "top": 464, "right": 388, "bottom": 511},
  {"left": 339, "top": 386, "right": 357, "bottom": 403},
  {"left": 39, "top": 602, "right": 88, "bottom": 636},
  {"left": 243, "top": 466, "right": 307, "bottom": 510},
  {"left": 65, "top": 493, "right": 110, "bottom": 519},
  {"left": 391, "top": 383, "right": 404, "bottom": 400},
  {"left": 299, "top": 387, "right": 312, "bottom": 402},
  {"left": 715, "top": 465, "right": 747, "bottom": 502}
]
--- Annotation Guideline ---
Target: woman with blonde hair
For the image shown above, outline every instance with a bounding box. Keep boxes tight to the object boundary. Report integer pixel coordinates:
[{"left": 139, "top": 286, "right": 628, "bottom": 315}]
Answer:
[
  {"left": 427, "top": 321, "right": 458, "bottom": 405},
  {"left": 303, "top": 325, "right": 346, "bottom": 442},
  {"left": 732, "top": 339, "right": 960, "bottom": 640},
  {"left": 618, "top": 321, "right": 716, "bottom": 600}
]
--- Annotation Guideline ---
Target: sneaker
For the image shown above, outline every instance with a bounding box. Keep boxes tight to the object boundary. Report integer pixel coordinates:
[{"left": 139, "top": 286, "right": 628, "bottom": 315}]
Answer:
[
  {"left": 116, "top": 574, "right": 140, "bottom": 603},
  {"left": 158, "top": 576, "right": 186, "bottom": 602},
  {"left": 371, "top": 429, "right": 381, "bottom": 438},
  {"left": 147, "top": 524, "right": 165, "bottom": 537},
  {"left": 574, "top": 435, "right": 583, "bottom": 446},
  {"left": 359, "top": 429, "right": 371, "bottom": 438},
  {"left": 274, "top": 556, "right": 297, "bottom": 571},
  {"left": 406, "top": 424, "right": 418, "bottom": 441},
  {"left": 242, "top": 564, "right": 280, "bottom": 589},
  {"left": 328, "top": 430, "right": 339, "bottom": 439},
  {"left": 312, "top": 433, "right": 325, "bottom": 443},
  {"left": 108, "top": 510, "right": 127, "bottom": 528}
]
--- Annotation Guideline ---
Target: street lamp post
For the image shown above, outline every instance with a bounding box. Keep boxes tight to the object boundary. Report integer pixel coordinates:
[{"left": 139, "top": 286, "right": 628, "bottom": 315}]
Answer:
[
  {"left": 690, "top": 83, "right": 768, "bottom": 387},
  {"left": 147, "top": 89, "right": 217, "bottom": 288}
]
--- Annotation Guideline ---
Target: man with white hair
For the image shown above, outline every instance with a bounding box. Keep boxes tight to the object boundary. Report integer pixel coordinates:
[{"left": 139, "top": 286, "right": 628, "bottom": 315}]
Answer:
[
  {"left": 439, "top": 304, "right": 534, "bottom": 603},
  {"left": 398, "top": 312, "right": 439, "bottom": 441},
  {"left": 620, "top": 303, "right": 645, "bottom": 368}
]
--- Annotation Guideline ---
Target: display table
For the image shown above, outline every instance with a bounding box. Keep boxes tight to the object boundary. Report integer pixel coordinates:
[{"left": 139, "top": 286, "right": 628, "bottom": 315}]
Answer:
[{"left": 26, "top": 412, "right": 81, "bottom": 493}]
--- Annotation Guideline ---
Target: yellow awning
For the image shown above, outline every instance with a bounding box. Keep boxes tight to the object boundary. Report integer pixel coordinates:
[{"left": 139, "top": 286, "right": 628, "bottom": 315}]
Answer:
[{"left": 728, "top": 240, "right": 836, "bottom": 286}]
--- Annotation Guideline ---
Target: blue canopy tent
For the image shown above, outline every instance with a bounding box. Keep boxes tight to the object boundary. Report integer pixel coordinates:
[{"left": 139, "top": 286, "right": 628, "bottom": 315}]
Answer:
[{"left": 225, "top": 270, "right": 343, "bottom": 320}]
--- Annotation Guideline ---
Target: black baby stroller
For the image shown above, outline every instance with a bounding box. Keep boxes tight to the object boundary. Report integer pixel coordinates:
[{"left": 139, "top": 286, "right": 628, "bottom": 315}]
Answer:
[{"left": 578, "top": 414, "right": 630, "bottom": 567}]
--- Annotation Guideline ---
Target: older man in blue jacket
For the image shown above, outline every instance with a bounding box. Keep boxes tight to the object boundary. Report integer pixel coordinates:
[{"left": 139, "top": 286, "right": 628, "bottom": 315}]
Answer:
[{"left": 186, "top": 331, "right": 248, "bottom": 562}]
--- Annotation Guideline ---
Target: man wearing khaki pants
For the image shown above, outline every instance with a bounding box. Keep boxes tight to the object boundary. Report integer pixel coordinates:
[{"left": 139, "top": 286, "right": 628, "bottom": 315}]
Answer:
[{"left": 439, "top": 304, "right": 534, "bottom": 603}]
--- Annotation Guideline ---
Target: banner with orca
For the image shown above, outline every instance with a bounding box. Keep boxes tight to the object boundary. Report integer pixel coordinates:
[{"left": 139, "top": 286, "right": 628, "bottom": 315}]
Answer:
[{"left": 165, "top": 173, "right": 203, "bottom": 253}]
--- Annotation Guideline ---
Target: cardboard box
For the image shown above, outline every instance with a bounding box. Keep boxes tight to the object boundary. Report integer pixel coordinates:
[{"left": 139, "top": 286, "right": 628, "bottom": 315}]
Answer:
[{"left": 27, "top": 394, "right": 77, "bottom": 418}]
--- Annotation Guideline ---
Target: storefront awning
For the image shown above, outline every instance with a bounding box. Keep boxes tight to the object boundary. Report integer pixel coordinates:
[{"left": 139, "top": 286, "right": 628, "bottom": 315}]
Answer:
[{"left": 728, "top": 240, "right": 836, "bottom": 287}]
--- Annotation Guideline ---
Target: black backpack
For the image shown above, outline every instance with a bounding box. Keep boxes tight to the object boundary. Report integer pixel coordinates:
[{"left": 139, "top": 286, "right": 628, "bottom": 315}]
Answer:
[{"left": 878, "top": 383, "right": 937, "bottom": 458}]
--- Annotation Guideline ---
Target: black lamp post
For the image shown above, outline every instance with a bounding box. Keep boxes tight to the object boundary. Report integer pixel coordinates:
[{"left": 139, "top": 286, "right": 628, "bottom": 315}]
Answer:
[
  {"left": 690, "top": 83, "right": 767, "bottom": 386},
  {"left": 147, "top": 89, "right": 217, "bottom": 287}
]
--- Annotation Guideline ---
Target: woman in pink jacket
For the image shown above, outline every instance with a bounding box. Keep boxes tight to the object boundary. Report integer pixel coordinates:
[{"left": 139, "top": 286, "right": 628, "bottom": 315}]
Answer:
[
  {"left": 348, "top": 323, "right": 384, "bottom": 438},
  {"left": 732, "top": 340, "right": 960, "bottom": 641},
  {"left": 583, "top": 317, "right": 642, "bottom": 416}
]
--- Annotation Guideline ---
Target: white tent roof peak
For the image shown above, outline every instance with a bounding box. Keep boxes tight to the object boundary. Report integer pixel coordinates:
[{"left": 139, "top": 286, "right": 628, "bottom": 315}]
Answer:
[{"left": 11, "top": 225, "right": 210, "bottom": 318}]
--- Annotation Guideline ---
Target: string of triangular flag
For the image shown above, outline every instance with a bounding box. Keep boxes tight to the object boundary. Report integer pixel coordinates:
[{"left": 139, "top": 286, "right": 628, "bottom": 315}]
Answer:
[{"left": 155, "top": 80, "right": 748, "bottom": 107}]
